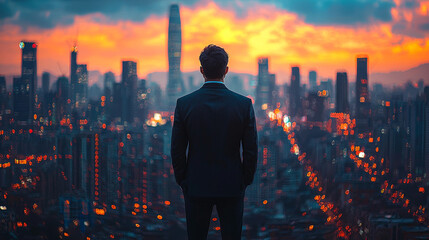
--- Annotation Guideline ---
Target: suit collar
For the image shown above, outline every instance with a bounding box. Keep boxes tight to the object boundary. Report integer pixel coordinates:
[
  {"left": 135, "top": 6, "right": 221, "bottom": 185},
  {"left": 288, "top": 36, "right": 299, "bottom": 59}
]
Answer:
[{"left": 201, "top": 82, "right": 227, "bottom": 89}]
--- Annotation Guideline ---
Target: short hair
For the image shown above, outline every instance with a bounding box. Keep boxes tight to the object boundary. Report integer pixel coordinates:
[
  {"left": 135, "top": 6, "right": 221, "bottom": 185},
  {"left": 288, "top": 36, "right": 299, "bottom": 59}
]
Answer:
[{"left": 199, "top": 44, "right": 229, "bottom": 79}]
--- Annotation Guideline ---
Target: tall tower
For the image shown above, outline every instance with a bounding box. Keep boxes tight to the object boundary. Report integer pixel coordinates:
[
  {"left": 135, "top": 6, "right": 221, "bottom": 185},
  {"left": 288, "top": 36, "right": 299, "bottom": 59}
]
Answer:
[
  {"left": 121, "top": 61, "right": 137, "bottom": 123},
  {"left": 75, "top": 64, "right": 88, "bottom": 109},
  {"left": 71, "top": 44, "right": 78, "bottom": 107},
  {"left": 167, "top": 4, "right": 185, "bottom": 109},
  {"left": 355, "top": 56, "right": 370, "bottom": 132},
  {"left": 336, "top": 72, "right": 349, "bottom": 113},
  {"left": 18, "top": 41, "right": 37, "bottom": 122},
  {"left": 290, "top": 66, "right": 301, "bottom": 117},
  {"left": 256, "top": 57, "right": 270, "bottom": 111}
]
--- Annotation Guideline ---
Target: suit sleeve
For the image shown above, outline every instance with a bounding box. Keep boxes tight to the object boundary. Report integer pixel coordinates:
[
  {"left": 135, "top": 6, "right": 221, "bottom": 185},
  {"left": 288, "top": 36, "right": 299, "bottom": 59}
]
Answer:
[
  {"left": 171, "top": 99, "right": 189, "bottom": 186},
  {"left": 242, "top": 99, "right": 258, "bottom": 186}
]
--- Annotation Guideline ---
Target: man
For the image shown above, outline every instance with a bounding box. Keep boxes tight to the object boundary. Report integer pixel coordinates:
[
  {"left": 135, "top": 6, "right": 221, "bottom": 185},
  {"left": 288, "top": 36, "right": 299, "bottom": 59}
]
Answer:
[{"left": 171, "top": 44, "right": 258, "bottom": 240}]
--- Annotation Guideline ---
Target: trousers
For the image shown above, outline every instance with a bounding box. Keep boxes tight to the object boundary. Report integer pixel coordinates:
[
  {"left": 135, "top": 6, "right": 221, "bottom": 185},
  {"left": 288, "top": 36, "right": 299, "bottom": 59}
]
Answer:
[{"left": 183, "top": 191, "right": 245, "bottom": 240}]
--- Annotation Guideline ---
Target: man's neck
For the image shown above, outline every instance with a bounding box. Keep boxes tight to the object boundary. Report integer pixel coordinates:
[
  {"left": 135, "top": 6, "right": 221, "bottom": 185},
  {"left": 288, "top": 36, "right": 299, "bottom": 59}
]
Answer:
[{"left": 204, "top": 79, "right": 224, "bottom": 83}]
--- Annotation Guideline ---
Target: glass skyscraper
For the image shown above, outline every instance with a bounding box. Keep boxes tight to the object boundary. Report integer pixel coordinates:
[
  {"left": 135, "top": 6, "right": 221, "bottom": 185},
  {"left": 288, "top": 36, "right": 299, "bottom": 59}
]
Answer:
[{"left": 167, "top": 4, "right": 185, "bottom": 109}]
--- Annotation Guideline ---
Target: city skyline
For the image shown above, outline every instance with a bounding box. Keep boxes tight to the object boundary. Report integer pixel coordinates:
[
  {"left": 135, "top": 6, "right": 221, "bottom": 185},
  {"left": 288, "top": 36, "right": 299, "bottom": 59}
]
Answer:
[{"left": 0, "top": 1, "right": 428, "bottom": 86}]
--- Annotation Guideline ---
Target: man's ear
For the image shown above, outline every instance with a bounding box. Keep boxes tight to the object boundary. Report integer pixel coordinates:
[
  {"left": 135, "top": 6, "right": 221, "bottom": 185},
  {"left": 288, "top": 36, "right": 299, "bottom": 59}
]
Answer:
[
  {"left": 200, "top": 67, "right": 204, "bottom": 76},
  {"left": 225, "top": 66, "right": 229, "bottom": 75}
]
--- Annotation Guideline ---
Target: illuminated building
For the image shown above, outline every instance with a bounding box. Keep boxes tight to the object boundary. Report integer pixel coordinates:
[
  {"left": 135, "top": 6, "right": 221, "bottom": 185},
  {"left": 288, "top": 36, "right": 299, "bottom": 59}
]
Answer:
[
  {"left": 305, "top": 92, "right": 326, "bottom": 124},
  {"left": 70, "top": 44, "right": 78, "bottom": 107},
  {"left": 59, "top": 194, "right": 91, "bottom": 233},
  {"left": 103, "top": 71, "right": 115, "bottom": 121},
  {"left": 104, "top": 72, "right": 115, "bottom": 104},
  {"left": 336, "top": 72, "right": 349, "bottom": 113},
  {"left": 355, "top": 56, "right": 371, "bottom": 132},
  {"left": 73, "top": 64, "right": 88, "bottom": 109},
  {"left": 309, "top": 71, "right": 317, "bottom": 92},
  {"left": 121, "top": 61, "right": 137, "bottom": 124},
  {"left": 100, "top": 133, "right": 121, "bottom": 210},
  {"left": 55, "top": 76, "right": 69, "bottom": 122},
  {"left": 247, "top": 124, "right": 280, "bottom": 207},
  {"left": 57, "top": 135, "right": 74, "bottom": 191},
  {"left": 144, "top": 119, "right": 174, "bottom": 207},
  {"left": 290, "top": 66, "right": 301, "bottom": 117},
  {"left": 136, "top": 79, "right": 148, "bottom": 123},
  {"left": 256, "top": 57, "right": 270, "bottom": 111},
  {"left": 93, "top": 134, "right": 100, "bottom": 204},
  {"left": 16, "top": 41, "right": 37, "bottom": 122},
  {"left": 269, "top": 74, "right": 278, "bottom": 108},
  {"left": 320, "top": 78, "right": 334, "bottom": 108},
  {"left": 167, "top": 4, "right": 185, "bottom": 109}
]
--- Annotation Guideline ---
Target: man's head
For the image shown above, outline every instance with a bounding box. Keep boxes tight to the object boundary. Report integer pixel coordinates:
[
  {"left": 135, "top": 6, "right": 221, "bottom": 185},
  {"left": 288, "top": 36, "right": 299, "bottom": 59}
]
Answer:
[{"left": 199, "top": 44, "right": 229, "bottom": 80}]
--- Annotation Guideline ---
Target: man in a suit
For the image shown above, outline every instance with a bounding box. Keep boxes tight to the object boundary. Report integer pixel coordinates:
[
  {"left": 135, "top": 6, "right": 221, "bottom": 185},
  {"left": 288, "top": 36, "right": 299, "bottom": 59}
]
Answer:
[{"left": 171, "top": 44, "right": 258, "bottom": 240}]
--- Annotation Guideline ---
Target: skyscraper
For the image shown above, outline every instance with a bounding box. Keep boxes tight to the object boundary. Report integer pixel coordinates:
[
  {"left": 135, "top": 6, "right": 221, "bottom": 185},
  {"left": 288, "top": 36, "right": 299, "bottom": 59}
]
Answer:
[
  {"left": 424, "top": 87, "right": 429, "bottom": 181},
  {"left": 104, "top": 71, "right": 115, "bottom": 97},
  {"left": 56, "top": 76, "right": 69, "bottom": 121},
  {"left": 336, "top": 72, "right": 349, "bottom": 113},
  {"left": 13, "top": 76, "right": 27, "bottom": 121},
  {"left": 112, "top": 82, "right": 122, "bottom": 120},
  {"left": 0, "top": 76, "right": 6, "bottom": 115},
  {"left": 355, "top": 56, "right": 370, "bottom": 132},
  {"left": 167, "top": 4, "right": 185, "bottom": 109},
  {"left": 71, "top": 45, "right": 78, "bottom": 107},
  {"left": 19, "top": 41, "right": 37, "bottom": 122},
  {"left": 104, "top": 71, "right": 115, "bottom": 120},
  {"left": 256, "top": 57, "right": 270, "bottom": 111},
  {"left": 42, "top": 72, "right": 50, "bottom": 96},
  {"left": 75, "top": 64, "right": 88, "bottom": 109},
  {"left": 290, "top": 66, "right": 301, "bottom": 117},
  {"left": 269, "top": 73, "right": 277, "bottom": 108},
  {"left": 309, "top": 71, "right": 317, "bottom": 91},
  {"left": 121, "top": 61, "right": 137, "bottom": 123}
]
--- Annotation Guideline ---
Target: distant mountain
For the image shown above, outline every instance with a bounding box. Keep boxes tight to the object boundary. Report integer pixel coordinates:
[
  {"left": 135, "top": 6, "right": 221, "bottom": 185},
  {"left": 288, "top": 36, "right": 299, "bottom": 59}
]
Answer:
[{"left": 370, "top": 63, "right": 429, "bottom": 86}]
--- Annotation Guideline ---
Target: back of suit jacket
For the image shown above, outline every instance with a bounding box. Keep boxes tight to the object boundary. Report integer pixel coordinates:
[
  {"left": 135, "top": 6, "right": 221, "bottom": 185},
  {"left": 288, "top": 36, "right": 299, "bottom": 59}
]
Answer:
[{"left": 171, "top": 82, "right": 258, "bottom": 197}]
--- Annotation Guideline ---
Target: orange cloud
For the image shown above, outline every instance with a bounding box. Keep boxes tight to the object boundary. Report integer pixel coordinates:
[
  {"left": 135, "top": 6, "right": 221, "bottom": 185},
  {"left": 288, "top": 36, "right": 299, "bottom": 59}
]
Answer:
[{"left": 0, "top": 1, "right": 428, "bottom": 86}]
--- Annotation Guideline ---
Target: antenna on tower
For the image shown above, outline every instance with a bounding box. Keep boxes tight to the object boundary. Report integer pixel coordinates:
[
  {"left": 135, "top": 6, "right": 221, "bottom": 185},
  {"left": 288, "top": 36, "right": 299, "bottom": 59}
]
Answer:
[
  {"left": 74, "top": 26, "right": 79, "bottom": 51},
  {"left": 57, "top": 62, "right": 65, "bottom": 76}
]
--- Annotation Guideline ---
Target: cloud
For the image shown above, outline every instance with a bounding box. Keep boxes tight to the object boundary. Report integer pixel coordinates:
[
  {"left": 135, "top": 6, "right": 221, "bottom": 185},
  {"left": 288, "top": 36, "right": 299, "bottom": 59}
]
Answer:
[
  {"left": 0, "top": 0, "right": 400, "bottom": 30},
  {"left": 390, "top": 0, "right": 429, "bottom": 38},
  {"left": 272, "top": 0, "right": 395, "bottom": 25},
  {"left": 0, "top": 1, "right": 14, "bottom": 20},
  {"left": 0, "top": 0, "right": 199, "bottom": 30}
]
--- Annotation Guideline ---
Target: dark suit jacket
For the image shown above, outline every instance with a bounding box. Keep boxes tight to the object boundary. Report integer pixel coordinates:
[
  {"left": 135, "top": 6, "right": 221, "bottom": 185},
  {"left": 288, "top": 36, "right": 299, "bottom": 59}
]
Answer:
[{"left": 171, "top": 82, "right": 258, "bottom": 197}]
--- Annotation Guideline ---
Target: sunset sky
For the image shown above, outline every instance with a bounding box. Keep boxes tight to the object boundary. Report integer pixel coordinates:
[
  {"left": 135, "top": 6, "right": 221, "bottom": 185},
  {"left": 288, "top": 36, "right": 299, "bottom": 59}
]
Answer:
[{"left": 1, "top": 0, "right": 428, "bottom": 85}]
